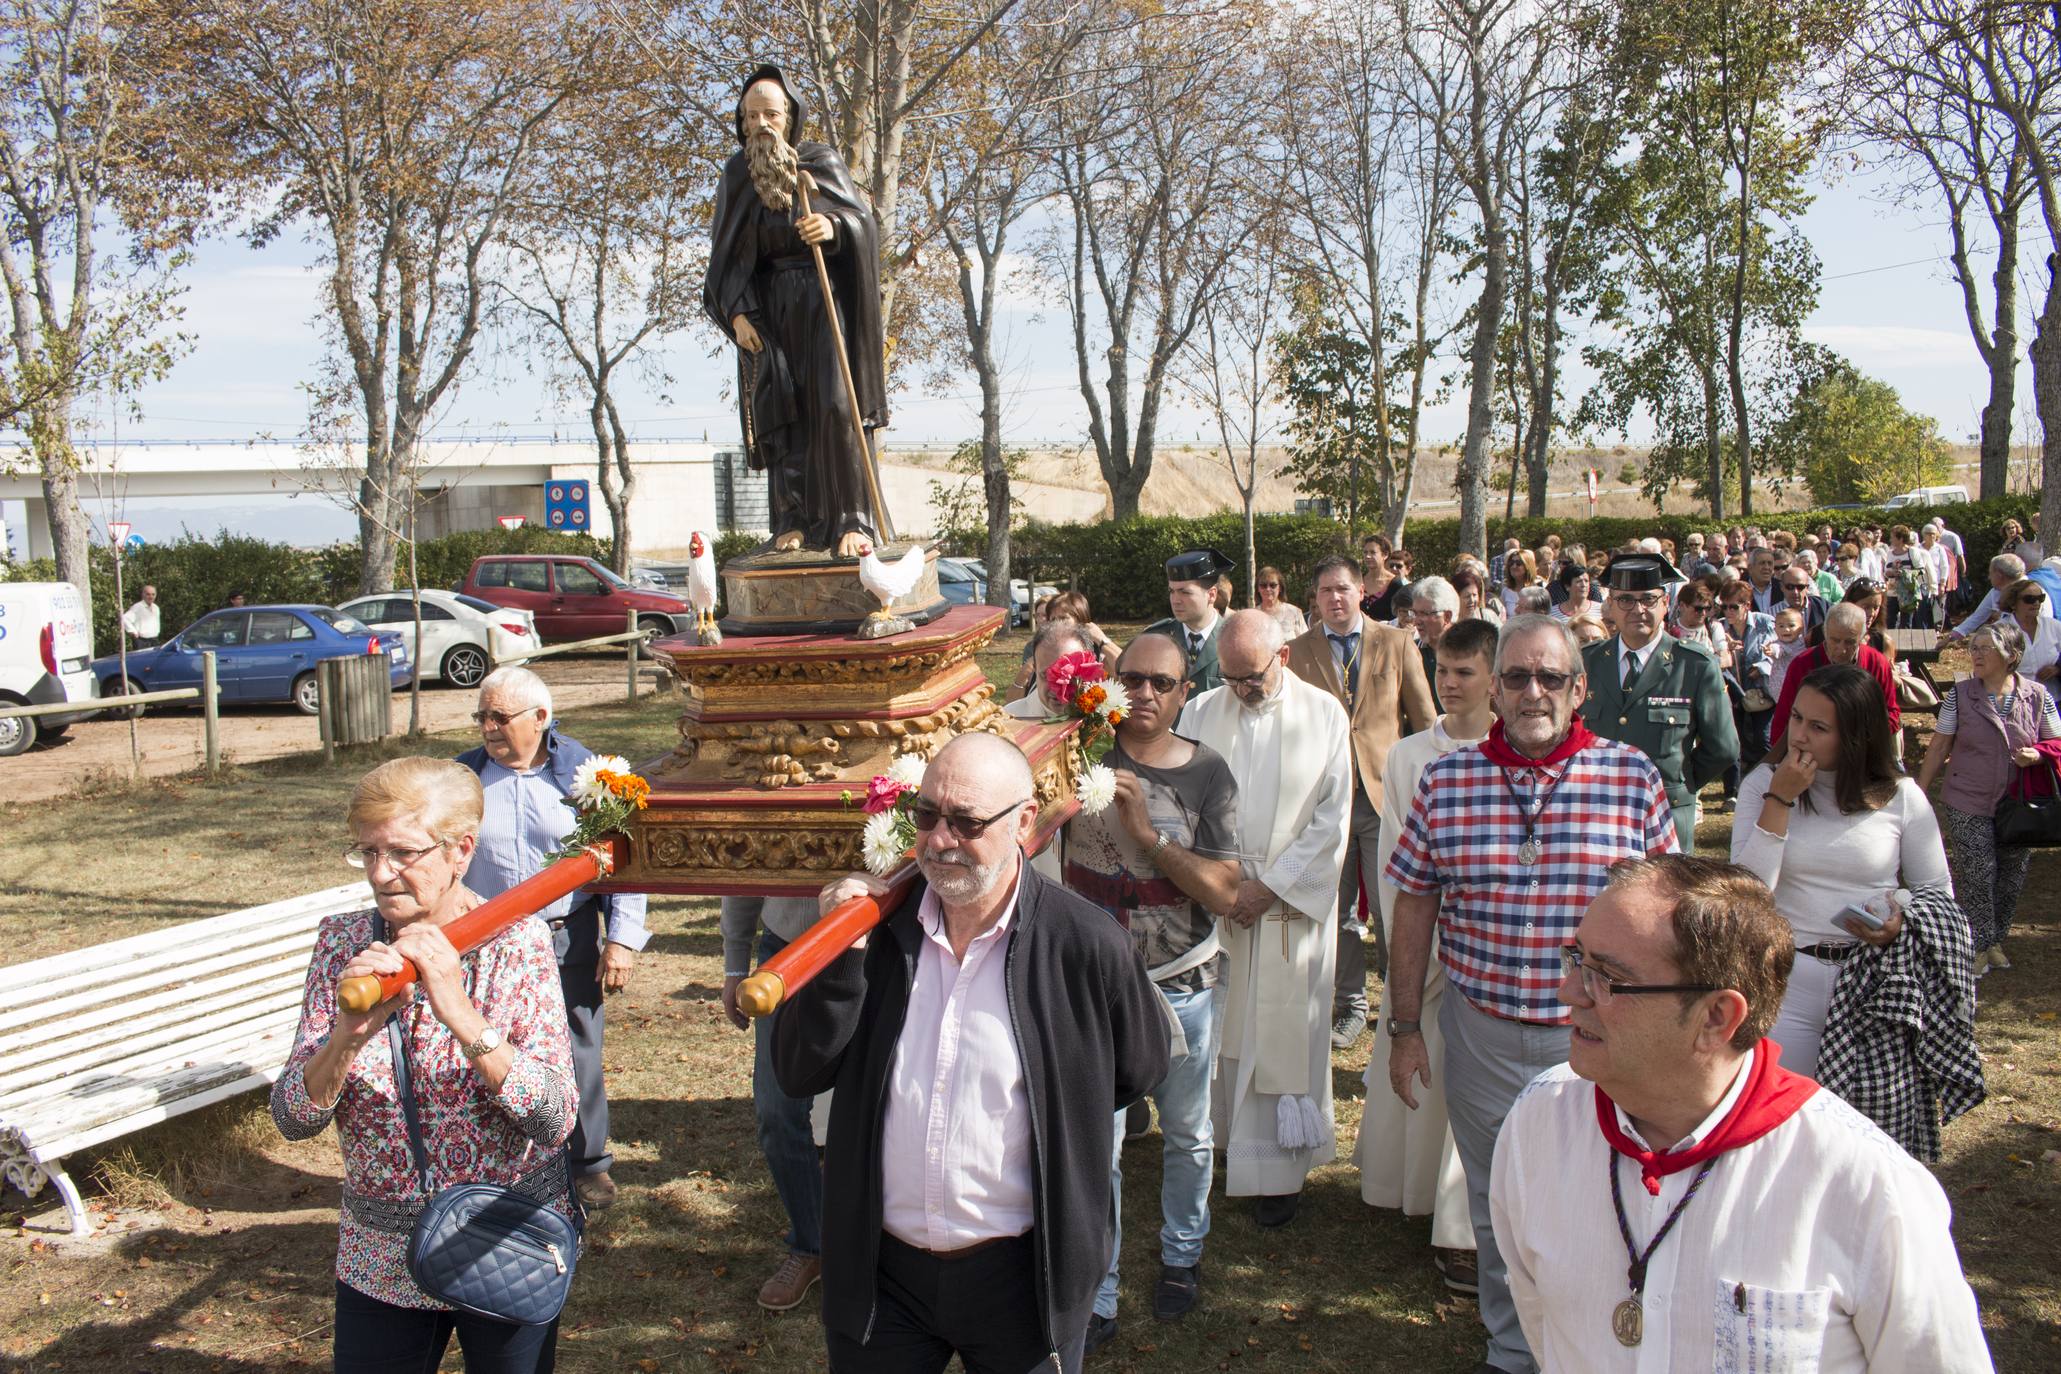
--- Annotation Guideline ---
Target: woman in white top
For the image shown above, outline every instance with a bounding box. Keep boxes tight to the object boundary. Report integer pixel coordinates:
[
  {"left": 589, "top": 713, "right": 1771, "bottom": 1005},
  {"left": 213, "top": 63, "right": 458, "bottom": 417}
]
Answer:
[
  {"left": 1731, "top": 663, "right": 1950, "bottom": 1077},
  {"left": 2002, "top": 577, "right": 2061, "bottom": 688},
  {"left": 1252, "top": 565, "right": 1307, "bottom": 638}
]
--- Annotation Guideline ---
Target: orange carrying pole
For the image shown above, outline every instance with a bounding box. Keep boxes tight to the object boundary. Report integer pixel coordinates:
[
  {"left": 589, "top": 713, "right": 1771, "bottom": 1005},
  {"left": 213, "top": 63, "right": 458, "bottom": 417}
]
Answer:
[
  {"left": 736, "top": 862, "right": 919, "bottom": 1019},
  {"left": 337, "top": 839, "right": 624, "bottom": 1013}
]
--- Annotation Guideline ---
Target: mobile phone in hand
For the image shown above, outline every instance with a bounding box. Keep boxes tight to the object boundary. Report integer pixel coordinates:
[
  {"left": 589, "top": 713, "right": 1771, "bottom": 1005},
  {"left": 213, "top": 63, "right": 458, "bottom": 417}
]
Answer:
[{"left": 1835, "top": 903, "right": 1886, "bottom": 936}]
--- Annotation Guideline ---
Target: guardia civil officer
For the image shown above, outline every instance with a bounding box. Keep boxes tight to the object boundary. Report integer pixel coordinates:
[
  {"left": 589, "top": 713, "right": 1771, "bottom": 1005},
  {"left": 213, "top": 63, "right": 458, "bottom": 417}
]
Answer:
[{"left": 1579, "top": 550, "right": 1738, "bottom": 852}]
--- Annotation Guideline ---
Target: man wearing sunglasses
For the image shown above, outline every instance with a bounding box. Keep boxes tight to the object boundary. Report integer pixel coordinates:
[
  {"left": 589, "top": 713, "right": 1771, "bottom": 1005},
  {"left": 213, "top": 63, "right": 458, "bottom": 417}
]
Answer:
[
  {"left": 1491, "top": 856, "right": 1990, "bottom": 1373},
  {"left": 1063, "top": 632, "right": 1242, "bottom": 1344},
  {"left": 1579, "top": 552, "right": 1738, "bottom": 854},
  {"left": 456, "top": 667, "right": 648, "bottom": 1211},
  {"left": 1181, "top": 610, "right": 1353, "bottom": 1229},
  {"left": 775, "top": 733, "right": 1169, "bottom": 1374},
  {"left": 1386, "top": 614, "right": 1678, "bottom": 1374}
]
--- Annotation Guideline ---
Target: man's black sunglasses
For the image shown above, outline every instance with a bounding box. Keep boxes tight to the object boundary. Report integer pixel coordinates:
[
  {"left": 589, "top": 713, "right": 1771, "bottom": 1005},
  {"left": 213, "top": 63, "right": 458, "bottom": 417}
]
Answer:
[{"left": 910, "top": 798, "right": 1029, "bottom": 840}]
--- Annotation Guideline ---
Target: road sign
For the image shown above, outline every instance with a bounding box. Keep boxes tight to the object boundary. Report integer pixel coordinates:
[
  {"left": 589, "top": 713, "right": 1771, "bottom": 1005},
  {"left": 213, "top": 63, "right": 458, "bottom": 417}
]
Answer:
[
  {"left": 544, "top": 480, "right": 589, "bottom": 530},
  {"left": 1585, "top": 469, "right": 1599, "bottom": 510},
  {"left": 498, "top": 515, "right": 526, "bottom": 531},
  {"left": 107, "top": 520, "right": 131, "bottom": 545}
]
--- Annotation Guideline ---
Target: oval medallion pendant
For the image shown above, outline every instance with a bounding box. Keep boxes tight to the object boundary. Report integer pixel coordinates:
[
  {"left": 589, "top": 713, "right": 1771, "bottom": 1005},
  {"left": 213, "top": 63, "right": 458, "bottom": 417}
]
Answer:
[
  {"left": 1517, "top": 837, "right": 1540, "bottom": 866},
  {"left": 1611, "top": 1296, "right": 1643, "bottom": 1347}
]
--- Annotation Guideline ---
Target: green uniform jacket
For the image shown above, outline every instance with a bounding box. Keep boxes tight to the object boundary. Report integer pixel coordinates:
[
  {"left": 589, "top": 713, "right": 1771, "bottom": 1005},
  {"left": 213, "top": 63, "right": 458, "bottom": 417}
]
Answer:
[
  {"left": 1143, "top": 615, "right": 1222, "bottom": 694},
  {"left": 1580, "top": 632, "right": 1738, "bottom": 808}
]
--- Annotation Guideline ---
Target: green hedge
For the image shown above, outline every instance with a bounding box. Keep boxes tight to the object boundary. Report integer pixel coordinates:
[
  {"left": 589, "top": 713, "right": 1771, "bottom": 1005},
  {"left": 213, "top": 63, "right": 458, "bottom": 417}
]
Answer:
[{"left": 1000, "top": 495, "right": 2043, "bottom": 621}]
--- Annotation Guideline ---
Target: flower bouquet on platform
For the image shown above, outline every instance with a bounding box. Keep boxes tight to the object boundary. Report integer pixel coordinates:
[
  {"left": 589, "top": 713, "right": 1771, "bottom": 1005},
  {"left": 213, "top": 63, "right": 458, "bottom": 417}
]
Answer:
[
  {"left": 549, "top": 754, "right": 651, "bottom": 861},
  {"left": 1042, "top": 649, "right": 1128, "bottom": 813}
]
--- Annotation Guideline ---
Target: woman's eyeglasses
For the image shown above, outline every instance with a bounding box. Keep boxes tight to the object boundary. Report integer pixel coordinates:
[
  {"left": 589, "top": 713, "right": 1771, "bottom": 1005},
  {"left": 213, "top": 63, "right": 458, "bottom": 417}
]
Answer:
[{"left": 344, "top": 841, "right": 448, "bottom": 871}]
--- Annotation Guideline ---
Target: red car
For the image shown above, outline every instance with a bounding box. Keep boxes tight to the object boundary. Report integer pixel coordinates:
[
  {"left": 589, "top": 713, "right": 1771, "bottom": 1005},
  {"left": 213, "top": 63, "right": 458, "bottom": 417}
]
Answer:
[{"left": 459, "top": 555, "right": 695, "bottom": 643}]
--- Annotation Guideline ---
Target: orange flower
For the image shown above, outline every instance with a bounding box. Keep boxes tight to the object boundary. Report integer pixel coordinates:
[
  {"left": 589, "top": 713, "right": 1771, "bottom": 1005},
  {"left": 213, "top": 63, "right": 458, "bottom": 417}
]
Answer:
[
  {"left": 1107, "top": 709, "right": 1125, "bottom": 726},
  {"left": 1077, "top": 683, "right": 1107, "bottom": 713}
]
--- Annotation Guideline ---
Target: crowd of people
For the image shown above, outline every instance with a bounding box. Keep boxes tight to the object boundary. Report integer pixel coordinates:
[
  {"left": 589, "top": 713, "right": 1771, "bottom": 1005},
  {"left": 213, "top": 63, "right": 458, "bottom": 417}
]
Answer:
[{"left": 272, "top": 516, "right": 2039, "bottom": 1372}]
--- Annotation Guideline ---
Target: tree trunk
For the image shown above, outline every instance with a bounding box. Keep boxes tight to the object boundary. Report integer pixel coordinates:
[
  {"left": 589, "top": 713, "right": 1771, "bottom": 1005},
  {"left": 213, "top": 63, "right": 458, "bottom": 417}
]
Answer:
[
  {"left": 37, "top": 403, "right": 92, "bottom": 626},
  {"left": 2034, "top": 257, "right": 2061, "bottom": 551},
  {"left": 980, "top": 378, "right": 1013, "bottom": 608},
  {"left": 1727, "top": 165, "right": 1756, "bottom": 518},
  {"left": 1457, "top": 227, "right": 1506, "bottom": 559},
  {"left": 1980, "top": 219, "right": 2022, "bottom": 500},
  {"left": 1702, "top": 365, "right": 1728, "bottom": 520},
  {"left": 595, "top": 392, "right": 637, "bottom": 575}
]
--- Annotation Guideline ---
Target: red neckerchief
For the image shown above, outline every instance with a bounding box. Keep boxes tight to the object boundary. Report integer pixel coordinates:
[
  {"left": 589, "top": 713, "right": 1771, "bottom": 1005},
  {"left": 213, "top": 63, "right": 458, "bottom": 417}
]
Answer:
[
  {"left": 1594, "top": 1039, "right": 1819, "bottom": 1196},
  {"left": 1478, "top": 716, "right": 1597, "bottom": 770}
]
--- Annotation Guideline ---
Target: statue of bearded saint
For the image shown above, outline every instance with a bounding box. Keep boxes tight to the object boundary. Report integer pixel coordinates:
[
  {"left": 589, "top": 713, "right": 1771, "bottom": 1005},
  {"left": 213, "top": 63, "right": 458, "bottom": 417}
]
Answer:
[{"left": 702, "top": 65, "right": 890, "bottom": 559}]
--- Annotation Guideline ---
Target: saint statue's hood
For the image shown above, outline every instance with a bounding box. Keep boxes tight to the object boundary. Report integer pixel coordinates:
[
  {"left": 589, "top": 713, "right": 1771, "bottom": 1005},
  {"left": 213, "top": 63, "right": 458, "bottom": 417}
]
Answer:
[{"left": 733, "top": 64, "right": 808, "bottom": 148}]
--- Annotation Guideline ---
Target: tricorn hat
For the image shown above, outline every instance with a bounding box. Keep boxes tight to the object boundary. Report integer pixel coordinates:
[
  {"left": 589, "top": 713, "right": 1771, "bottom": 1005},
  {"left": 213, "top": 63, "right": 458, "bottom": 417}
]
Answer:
[
  {"left": 1601, "top": 550, "right": 1685, "bottom": 592},
  {"left": 1166, "top": 548, "right": 1236, "bottom": 584}
]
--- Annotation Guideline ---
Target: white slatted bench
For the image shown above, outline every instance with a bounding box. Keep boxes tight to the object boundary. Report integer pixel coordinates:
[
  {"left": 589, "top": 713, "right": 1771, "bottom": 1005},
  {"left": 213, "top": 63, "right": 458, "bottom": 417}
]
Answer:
[{"left": 0, "top": 881, "right": 372, "bottom": 1236}]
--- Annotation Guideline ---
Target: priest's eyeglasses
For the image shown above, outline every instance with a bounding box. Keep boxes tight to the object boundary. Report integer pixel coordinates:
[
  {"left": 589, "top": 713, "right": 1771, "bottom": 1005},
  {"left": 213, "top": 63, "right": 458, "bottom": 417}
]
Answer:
[
  {"left": 909, "top": 798, "right": 1028, "bottom": 840},
  {"left": 344, "top": 841, "right": 449, "bottom": 871},
  {"left": 1559, "top": 944, "right": 1721, "bottom": 1002}
]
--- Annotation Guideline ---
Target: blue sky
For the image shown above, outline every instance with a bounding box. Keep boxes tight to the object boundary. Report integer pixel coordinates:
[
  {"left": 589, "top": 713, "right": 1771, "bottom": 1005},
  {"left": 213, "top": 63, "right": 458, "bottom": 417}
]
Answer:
[{"left": 3, "top": 154, "right": 2032, "bottom": 554}]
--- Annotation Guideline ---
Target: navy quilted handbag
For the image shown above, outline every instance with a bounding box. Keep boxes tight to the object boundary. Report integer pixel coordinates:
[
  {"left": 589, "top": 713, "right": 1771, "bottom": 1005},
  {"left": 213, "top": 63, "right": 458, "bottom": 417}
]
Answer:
[{"left": 387, "top": 1015, "right": 581, "bottom": 1325}]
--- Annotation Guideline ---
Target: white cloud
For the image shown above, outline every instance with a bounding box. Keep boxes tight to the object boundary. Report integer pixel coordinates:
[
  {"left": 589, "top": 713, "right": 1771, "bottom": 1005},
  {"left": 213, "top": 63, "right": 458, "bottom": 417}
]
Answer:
[{"left": 1802, "top": 323, "right": 1978, "bottom": 371}]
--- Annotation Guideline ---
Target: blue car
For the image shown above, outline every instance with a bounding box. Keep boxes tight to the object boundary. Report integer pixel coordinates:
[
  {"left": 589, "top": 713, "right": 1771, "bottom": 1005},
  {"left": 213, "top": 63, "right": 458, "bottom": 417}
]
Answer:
[{"left": 92, "top": 604, "right": 412, "bottom": 716}]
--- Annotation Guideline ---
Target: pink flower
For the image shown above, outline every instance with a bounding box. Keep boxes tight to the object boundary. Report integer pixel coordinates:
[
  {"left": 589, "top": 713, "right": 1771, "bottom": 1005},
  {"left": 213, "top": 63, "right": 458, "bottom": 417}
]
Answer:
[
  {"left": 862, "top": 775, "right": 908, "bottom": 814},
  {"left": 1044, "top": 650, "right": 1104, "bottom": 707}
]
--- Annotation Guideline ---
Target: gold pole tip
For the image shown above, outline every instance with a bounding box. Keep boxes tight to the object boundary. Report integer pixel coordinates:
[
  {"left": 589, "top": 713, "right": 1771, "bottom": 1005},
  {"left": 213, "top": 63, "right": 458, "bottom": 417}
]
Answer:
[
  {"left": 338, "top": 975, "right": 383, "bottom": 1014},
  {"left": 737, "top": 971, "right": 785, "bottom": 1019}
]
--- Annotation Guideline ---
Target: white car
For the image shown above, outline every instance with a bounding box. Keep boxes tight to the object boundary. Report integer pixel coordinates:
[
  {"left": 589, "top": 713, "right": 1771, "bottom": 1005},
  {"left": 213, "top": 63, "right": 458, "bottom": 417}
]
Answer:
[{"left": 337, "top": 589, "right": 540, "bottom": 689}]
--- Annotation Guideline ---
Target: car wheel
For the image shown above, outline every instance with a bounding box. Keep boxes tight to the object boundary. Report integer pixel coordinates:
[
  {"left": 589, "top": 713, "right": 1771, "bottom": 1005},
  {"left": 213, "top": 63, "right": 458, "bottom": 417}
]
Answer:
[
  {"left": 0, "top": 703, "right": 34, "bottom": 757},
  {"left": 102, "top": 676, "right": 146, "bottom": 719},
  {"left": 637, "top": 616, "right": 672, "bottom": 659},
  {"left": 292, "top": 671, "right": 321, "bottom": 716},
  {"left": 442, "top": 643, "right": 490, "bottom": 689}
]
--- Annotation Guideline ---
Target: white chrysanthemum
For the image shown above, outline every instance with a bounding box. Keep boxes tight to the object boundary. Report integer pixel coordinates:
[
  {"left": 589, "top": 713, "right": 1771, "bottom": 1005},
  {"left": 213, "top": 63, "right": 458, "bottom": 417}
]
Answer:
[
  {"left": 1076, "top": 763, "right": 1118, "bottom": 815},
  {"left": 861, "top": 810, "right": 907, "bottom": 876},
  {"left": 571, "top": 753, "right": 634, "bottom": 809},
  {"left": 884, "top": 752, "right": 927, "bottom": 788},
  {"left": 1095, "top": 678, "right": 1131, "bottom": 721}
]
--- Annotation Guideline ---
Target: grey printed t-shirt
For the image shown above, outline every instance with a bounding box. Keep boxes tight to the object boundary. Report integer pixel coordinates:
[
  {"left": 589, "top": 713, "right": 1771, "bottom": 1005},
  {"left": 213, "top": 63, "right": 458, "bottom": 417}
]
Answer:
[{"left": 1063, "top": 735, "right": 1239, "bottom": 992}]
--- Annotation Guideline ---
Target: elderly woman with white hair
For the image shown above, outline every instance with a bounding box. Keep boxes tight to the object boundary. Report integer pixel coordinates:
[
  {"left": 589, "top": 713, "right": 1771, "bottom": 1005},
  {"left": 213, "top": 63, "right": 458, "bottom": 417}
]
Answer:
[
  {"left": 273, "top": 757, "right": 576, "bottom": 1370},
  {"left": 1917, "top": 618, "right": 2061, "bottom": 973},
  {"left": 457, "top": 666, "right": 649, "bottom": 1211}
]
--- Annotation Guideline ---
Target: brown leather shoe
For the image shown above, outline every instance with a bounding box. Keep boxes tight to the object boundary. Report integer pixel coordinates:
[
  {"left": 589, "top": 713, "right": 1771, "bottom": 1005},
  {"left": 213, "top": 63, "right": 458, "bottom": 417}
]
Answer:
[
  {"left": 574, "top": 1171, "right": 618, "bottom": 1210},
  {"left": 1434, "top": 1247, "right": 1479, "bottom": 1295},
  {"left": 757, "top": 1250, "right": 823, "bottom": 1312}
]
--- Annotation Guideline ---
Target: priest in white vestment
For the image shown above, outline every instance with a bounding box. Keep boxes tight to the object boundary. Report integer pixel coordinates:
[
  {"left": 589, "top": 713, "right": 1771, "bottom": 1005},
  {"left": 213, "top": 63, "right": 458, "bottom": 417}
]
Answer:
[
  {"left": 1358, "top": 619, "right": 1499, "bottom": 1284},
  {"left": 1180, "top": 611, "right": 1351, "bottom": 1225},
  {"left": 1492, "top": 855, "right": 1991, "bottom": 1374}
]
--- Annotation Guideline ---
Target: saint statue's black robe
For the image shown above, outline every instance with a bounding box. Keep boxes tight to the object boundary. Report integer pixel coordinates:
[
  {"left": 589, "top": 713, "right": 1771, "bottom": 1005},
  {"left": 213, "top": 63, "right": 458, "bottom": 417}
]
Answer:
[{"left": 703, "top": 65, "right": 889, "bottom": 551}]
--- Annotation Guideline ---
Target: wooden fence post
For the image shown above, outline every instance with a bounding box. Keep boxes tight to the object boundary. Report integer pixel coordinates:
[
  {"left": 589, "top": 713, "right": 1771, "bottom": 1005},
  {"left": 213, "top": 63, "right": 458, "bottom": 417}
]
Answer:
[
  {"left": 202, "top": 651, "right": 220, "bottom": 778},
  {"left": 626, "top": 609, "right": 639, "bottom": 703}
]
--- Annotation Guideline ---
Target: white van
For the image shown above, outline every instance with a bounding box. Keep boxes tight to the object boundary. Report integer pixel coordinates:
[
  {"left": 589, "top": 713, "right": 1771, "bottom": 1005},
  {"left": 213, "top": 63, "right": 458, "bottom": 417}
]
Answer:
[
  {"left": 1883, "top": 485, "right": 1968, "bottom": 509},
  {"left": 0, "top": 580, "right": 99, "bottom": 756}
]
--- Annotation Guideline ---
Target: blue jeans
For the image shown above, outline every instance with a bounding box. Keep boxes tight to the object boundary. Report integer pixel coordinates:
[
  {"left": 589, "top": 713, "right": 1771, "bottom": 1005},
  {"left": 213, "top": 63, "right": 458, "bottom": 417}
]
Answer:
[
  {"left": 754, "top": 929, "right": 823, "bottom": 1257},
  {"left": 333, "top": 1279, "right": 557, "bottom": 1373},
  {"left": 1095, "top": 981, "right": 1222, "bottom": 1319}
]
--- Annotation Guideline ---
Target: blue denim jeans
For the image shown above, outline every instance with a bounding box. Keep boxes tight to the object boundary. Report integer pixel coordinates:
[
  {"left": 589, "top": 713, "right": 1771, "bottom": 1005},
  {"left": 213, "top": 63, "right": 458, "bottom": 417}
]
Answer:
[
  {"left": 1095, "top": 981, "right": 1222, "bottom": 1319},
  {"left": 754, "top": 929, "right": 823, "bottom": 1257}
]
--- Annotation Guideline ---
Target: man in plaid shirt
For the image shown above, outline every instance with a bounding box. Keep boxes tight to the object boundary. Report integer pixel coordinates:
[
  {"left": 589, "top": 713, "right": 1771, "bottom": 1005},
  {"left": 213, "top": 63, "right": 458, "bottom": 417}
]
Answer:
[{"left": 1383, "top": 614, "right": 1677, "bottom": 1374}]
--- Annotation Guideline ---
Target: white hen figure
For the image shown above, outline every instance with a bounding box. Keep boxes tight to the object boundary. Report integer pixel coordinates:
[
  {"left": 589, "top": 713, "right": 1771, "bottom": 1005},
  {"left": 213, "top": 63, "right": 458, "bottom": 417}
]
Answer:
[
  {"left": 856, "top": 539, "right": 927, "bottom": 618},
  {"left": 686, "top": 531, "right": 720, "bottom": 642}
]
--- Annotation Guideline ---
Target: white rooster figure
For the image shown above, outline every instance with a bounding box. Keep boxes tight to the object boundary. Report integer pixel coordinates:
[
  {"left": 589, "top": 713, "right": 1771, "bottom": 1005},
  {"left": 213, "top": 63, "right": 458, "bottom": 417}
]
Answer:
[
  {"left": 856, "top": 539, "right": 927, "bottom": 619},
  {"left": 687, "top": 531, "right": 721, "bottom": 643}
]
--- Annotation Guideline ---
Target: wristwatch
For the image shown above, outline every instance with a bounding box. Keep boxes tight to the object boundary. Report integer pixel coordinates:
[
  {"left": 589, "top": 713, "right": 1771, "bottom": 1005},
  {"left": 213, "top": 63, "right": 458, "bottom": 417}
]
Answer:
[
  {"left": 1387, "top": 1018, "right": 1422, "bottom": 1038},
  {"left": 460, "top": 1026, "right": 504, "bottom": 1061},
  {"left": 1148, "top": 831, "right": 1172, "bottom": 861}
]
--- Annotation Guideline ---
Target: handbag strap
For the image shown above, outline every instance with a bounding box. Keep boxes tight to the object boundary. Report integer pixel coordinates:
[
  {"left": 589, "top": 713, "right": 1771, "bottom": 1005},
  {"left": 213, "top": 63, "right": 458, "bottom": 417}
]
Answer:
[{"left": 377, "top": 918, "right": 582, "bottom": 1225}]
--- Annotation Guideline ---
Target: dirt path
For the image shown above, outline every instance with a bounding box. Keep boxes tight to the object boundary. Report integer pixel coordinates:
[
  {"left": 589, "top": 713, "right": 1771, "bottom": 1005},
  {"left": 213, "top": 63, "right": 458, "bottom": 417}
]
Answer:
[{"left": 1, "top": 655, "right": 660, "bottom": 802}]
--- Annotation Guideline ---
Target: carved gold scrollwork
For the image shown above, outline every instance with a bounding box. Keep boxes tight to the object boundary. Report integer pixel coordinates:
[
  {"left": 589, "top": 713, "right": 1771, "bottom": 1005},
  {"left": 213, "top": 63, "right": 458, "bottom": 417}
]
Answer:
[{"left": 641, "top": 821, "right": 861, "bottom": 875}]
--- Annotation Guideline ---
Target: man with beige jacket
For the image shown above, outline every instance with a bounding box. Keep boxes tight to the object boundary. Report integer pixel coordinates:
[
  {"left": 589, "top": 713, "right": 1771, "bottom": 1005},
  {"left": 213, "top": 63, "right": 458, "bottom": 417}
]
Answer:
[{"left": 1286, "top": 553, "right": 1437, "bottom": 1046}]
